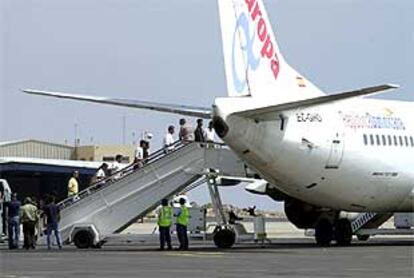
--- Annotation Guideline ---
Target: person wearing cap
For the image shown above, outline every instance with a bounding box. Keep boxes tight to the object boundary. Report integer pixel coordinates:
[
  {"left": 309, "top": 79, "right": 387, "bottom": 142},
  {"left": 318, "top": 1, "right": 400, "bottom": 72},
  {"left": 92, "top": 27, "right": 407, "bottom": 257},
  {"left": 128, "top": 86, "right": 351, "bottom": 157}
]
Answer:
[
  {"left": 68, "top": 171, "right": 79, "bottom": 198},
  {"left": 20, "top": 197, "right": 38, "bottom": 250},
  {"left": 174, "top": 197, "right": 190, "bottom": 251},
  {"left": 157, "top": 199, "right": 173, "bottom": 251}
]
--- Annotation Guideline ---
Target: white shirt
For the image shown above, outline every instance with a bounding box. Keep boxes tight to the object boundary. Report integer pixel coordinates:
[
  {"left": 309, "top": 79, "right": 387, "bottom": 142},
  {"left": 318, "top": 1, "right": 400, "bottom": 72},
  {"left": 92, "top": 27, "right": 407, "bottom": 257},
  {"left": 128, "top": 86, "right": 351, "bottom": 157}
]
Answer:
[
  {"left": 111, "top": 161, "right": 125, "bottom": 180},
  {"left": 205, "top": 128, "right": 217, "bottom": 142},
  {"left": 135, "top": 146, "right": 144, "bottom": 160},
  {"left": 96, "top": 168, "right": 106, "bottom": 180},
  {"left": 163, "top": 133, "right": 175, "bottom": 151}
]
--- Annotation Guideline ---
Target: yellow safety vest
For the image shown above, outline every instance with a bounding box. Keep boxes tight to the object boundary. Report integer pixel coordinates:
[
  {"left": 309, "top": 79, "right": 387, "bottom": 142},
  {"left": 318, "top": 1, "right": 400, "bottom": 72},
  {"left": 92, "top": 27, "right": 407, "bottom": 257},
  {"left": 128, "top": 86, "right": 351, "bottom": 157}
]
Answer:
[
  {"left": 176, "top": 206, "right": 189, "bottom": 226},
  {"left": 158, "top": 206, "right": 173, "bottom": 227}
]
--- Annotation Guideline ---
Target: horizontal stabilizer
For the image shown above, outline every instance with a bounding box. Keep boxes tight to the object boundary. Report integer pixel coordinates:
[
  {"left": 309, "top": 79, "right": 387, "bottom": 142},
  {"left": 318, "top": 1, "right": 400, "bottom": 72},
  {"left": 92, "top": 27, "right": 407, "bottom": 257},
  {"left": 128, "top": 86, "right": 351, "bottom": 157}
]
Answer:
[
  {"left": 22, "top": 89, "right": 212, "bottom": 119},
  {"left": 233, "top": 84, "right": 399, "bottom": 121}
]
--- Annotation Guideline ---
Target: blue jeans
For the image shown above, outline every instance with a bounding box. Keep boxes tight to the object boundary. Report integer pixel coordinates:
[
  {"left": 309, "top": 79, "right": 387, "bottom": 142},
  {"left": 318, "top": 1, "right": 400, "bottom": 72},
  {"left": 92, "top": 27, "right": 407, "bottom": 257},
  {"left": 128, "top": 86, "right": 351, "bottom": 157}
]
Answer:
[
  {"left": 8, "top": 216, "right": 20, "bottom": 249},
  {"left": 46, "top": 222, "right": 61, "bottom": 249}
]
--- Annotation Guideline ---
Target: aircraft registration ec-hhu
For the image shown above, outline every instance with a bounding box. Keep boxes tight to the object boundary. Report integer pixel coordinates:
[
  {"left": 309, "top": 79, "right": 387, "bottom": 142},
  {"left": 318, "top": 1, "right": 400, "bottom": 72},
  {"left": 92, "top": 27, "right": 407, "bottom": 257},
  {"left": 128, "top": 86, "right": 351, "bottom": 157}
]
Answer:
[{"left": 24, "top": 0, "right": 413, "bottom": 244}]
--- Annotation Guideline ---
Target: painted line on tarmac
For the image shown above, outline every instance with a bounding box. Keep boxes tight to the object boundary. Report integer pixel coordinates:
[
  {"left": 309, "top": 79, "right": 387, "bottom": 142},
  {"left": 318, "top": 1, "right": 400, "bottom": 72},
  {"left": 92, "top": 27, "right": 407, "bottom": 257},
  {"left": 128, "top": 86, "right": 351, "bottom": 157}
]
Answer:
[{"left": 165, "top": 251, "right": 224, "bottom": 258}]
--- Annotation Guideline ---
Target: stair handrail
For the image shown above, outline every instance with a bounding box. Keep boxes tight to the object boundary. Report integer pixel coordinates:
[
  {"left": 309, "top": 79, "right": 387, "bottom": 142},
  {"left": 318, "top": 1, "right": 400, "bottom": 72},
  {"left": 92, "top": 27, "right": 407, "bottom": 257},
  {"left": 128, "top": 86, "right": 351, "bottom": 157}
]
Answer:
[{"left": 56, "top": 141, "right": 227, "bottom": 210}]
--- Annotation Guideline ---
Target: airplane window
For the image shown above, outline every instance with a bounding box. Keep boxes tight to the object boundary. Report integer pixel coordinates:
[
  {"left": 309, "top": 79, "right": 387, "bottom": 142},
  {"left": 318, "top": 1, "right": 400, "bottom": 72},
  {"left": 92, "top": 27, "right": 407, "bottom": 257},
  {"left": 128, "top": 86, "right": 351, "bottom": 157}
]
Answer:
[
  {"left": 399, "top": 136, "right": 403, "bottom": 146},
  {"left": 404, "top": 136, "right": 409, "bottom": 146},
  {"left": 382, "top": 135, "right": 386, "bottom": 146},
  {"left": 394, "top": 135, "right": 398, "bottom": 146},
  {"left": 388, "top": 135, "right": 392, "bottom": 146},
  {"left": 410, "top": 136, "right": 414, "bottom": 147},
  {"left": 376, "top": 135, "right": 381, "bottom": 145},
  {"left": 363, "top": 134, "right": 368, "bottom": 145},
  {"left": 370, "top": 134, "right": 374, "bottom": 145}
]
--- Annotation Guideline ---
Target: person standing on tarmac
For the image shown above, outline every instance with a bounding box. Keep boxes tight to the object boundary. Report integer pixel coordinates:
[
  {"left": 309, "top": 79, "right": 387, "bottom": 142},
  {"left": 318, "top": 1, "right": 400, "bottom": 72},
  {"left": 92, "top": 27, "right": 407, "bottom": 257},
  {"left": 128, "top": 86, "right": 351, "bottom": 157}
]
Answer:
[
  {"left": 7, "top": 193, "right": 21, "bottom": 249},
  {"left": 174, "top": 198, "right": 190, "bottom": 251},
  {"left": 20, "top": 197, "right": 38, "bottom": 250},
  {"left": 157, "top": 199, "right": 173, "bottom": 251},
  {"left": 43, "top": 195, "right": 62, "bottom": 250}
]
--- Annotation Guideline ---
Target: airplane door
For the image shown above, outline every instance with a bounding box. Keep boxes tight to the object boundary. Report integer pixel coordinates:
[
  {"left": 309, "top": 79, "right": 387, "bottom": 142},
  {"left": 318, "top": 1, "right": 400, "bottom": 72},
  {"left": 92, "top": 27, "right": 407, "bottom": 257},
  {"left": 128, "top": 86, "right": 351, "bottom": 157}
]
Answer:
[{"left": 325, "top": 132, "right": 344, "bottom": 169}]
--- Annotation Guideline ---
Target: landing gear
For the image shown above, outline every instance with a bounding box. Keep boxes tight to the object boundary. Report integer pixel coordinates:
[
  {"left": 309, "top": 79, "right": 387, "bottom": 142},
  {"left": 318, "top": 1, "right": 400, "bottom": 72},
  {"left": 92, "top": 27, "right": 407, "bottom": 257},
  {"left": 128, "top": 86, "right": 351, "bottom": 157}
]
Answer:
[
  {"left": 213, "top": 226, "right": 236, "bottom": 249},
  {"left": 334, "top": 219, "right": 352, "bottom": 246},
  {"left": 315, "top": 218, "right": 333, "bottom": 246},
  {"left": 315, "top": 218, "right": 354, "bottom": 246},
  {"left": 208, "top": 171, "right": 236, "bottom": 249}
]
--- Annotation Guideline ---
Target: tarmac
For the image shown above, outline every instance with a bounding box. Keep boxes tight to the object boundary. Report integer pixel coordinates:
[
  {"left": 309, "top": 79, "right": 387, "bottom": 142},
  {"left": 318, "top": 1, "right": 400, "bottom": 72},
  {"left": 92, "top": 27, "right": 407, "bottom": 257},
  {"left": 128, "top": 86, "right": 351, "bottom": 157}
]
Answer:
[{"left": 0, "top": 221, "right": 413, "bottom": 278}]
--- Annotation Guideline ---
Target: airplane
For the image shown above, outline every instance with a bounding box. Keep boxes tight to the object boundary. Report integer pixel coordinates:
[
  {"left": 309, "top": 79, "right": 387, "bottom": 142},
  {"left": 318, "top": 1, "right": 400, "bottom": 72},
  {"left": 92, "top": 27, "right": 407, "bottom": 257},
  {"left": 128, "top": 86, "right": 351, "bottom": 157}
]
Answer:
[{"left": 23, "top": 0, "right": 413, "bottom": 246}]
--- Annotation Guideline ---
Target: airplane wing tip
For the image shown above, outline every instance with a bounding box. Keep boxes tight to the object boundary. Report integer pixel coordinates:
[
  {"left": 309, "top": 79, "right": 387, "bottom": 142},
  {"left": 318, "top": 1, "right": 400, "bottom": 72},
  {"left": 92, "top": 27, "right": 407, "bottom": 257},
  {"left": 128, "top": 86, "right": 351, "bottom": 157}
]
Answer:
[
  {"left": 21, "top": 89, "right": 43, "bottom": 95},
  {"left": 387, "top": 83, "right": 400, "bottom": 89}
]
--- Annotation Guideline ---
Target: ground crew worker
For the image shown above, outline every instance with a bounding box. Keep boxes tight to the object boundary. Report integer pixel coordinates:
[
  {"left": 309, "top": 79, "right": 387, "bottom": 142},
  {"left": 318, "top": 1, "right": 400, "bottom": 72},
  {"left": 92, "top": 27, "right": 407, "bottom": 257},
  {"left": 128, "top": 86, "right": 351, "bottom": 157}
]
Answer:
[
  {"left": 68, "top": 171, "right": 79, "bottom": 198},
  {"left": 157, "top": 199, "right": 172, "bottom": 251},
  {"left": 20, "top": 197, "right": 38, "bottom": 250},
  {"left": 174, "top": 197, "right": 190, "bottom": 251}
]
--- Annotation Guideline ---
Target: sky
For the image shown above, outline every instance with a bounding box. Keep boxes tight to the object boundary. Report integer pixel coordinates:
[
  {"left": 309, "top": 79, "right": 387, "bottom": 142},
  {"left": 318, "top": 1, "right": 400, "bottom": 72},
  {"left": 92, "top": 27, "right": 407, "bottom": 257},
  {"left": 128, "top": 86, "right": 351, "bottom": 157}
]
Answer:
[{"left": 1, "top": 0, "right": 413, "bottom": 210}]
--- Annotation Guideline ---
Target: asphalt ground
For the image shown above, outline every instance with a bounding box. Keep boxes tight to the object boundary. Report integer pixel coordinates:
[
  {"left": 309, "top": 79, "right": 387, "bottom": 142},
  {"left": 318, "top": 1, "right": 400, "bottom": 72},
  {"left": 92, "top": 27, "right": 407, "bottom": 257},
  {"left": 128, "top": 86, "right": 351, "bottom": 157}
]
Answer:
[{"left": 0, "top": 237, "right": 413, "bottom": 278}]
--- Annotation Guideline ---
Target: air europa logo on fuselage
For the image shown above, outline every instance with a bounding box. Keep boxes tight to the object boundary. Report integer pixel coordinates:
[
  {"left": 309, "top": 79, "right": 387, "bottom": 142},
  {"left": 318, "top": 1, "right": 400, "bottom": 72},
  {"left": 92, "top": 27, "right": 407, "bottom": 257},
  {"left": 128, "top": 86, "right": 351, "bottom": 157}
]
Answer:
[{"left": 232, "top": 0, "right": 280, "bottom": 93}]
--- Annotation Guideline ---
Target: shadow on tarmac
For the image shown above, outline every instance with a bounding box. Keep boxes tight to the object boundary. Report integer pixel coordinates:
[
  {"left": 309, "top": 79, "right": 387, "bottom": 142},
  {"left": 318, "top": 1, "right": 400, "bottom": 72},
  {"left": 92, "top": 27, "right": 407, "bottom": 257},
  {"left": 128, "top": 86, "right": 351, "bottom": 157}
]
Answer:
[{"left": 2, "top": 238, "right": 412, "bottom": 254}]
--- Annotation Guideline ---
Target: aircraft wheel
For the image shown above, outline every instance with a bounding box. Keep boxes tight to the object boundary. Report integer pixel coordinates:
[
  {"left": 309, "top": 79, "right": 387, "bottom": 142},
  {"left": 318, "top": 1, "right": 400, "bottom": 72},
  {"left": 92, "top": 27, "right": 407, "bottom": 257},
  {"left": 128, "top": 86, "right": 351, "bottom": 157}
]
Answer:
[
  {"left": 73, "top": 230, "right": 94, "bottom": 249},
  {"left": 213, "top": 228, "right": 236, "bottom": 249},
  {"left": 334, "top": 219, "right": 353, "bottom": 246},
  {"left": 315, "top": 218, "right": 333, "bottom": 246},
  {"left": 357, "top": 234, "right": 370, "bottom": 241}
]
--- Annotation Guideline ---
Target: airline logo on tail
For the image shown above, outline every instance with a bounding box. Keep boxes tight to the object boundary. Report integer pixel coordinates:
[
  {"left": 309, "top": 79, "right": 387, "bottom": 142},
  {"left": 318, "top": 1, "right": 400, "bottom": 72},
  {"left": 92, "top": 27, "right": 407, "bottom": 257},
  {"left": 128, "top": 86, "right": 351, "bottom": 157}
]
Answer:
[{"left": 232, "top": 0, "right": 280, "bottom": 93}]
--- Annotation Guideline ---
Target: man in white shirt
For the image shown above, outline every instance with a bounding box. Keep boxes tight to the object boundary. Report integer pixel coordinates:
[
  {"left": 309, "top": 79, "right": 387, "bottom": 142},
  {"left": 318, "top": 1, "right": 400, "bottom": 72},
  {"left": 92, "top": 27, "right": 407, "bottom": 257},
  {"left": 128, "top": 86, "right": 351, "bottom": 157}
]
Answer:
[
  {"left": 111, "top": 154, "right": 124, "bottom": 180},
  {"left": 205, "top": 121, "right": 217, "bottom": 143},
  {"left": 95, "top": 163, "right": 108, "bottom": 187},
  {"left": 163, "top": 125, "right": 175, "bottom": 152},
  {"left": 135, "top": 140, "right": 145, "bottom": 159}
]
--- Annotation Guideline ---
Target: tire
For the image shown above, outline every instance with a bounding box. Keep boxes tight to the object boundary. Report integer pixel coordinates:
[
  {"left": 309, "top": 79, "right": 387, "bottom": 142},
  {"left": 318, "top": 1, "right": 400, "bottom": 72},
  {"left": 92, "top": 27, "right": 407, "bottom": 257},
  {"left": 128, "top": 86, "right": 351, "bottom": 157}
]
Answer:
[
  {"left": 357, "top": 234, "right": 370, "bottom": 241},
  {"left": 334, "top": 219, "right": 353, "bottom": 246},
  {"left": 213, "top": 229, "right": 236, "bottom": 249},
  {"left": 315, "top": 218, "right": 333, "bottom": 246},
  {"left": 73, "top": 230, "right": 94, "bottom": 249}
]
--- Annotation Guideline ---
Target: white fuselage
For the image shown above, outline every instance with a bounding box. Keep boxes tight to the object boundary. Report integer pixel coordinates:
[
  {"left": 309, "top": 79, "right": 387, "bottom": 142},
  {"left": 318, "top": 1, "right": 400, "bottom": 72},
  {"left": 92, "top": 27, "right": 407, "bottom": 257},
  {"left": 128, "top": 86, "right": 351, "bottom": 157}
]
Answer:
[{"left": 214, "top": 97, "right": 414, "bottom": 212}]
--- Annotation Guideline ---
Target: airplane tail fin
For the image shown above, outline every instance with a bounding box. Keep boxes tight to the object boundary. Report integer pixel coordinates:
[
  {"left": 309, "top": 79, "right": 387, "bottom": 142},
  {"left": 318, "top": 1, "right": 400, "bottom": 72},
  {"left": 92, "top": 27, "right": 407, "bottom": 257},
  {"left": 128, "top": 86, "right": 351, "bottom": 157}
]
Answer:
[{"left": 217, "top": 0, "right": 324, "bottom": 100}]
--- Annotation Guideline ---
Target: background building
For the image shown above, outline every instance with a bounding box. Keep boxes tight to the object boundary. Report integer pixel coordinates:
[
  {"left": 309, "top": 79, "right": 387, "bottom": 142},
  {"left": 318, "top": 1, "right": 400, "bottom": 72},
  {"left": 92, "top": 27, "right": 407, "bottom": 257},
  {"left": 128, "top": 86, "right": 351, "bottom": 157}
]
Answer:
[
  {"left": 0, "top": 139, "right": 74, "bottom": 160},
  {"left": 75, "top": 145, "right": 135, "bottom": 163},
  {"left": 0, "top": 139, "right": 136, "bottom": 201},
  {"left": 0, "top": 139, "right": 135, "bottom": 162}
]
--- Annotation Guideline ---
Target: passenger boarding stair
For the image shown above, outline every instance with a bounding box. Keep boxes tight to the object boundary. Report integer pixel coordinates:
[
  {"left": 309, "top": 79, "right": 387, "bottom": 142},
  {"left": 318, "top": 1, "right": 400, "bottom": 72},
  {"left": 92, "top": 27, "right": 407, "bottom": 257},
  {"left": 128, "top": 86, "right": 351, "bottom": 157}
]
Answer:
[
  {"left": 48, "top": 142, "right": 246, "bottom": 248},
  {"left": 351, "top": 212, "right": 393, "bottom": 239}
]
